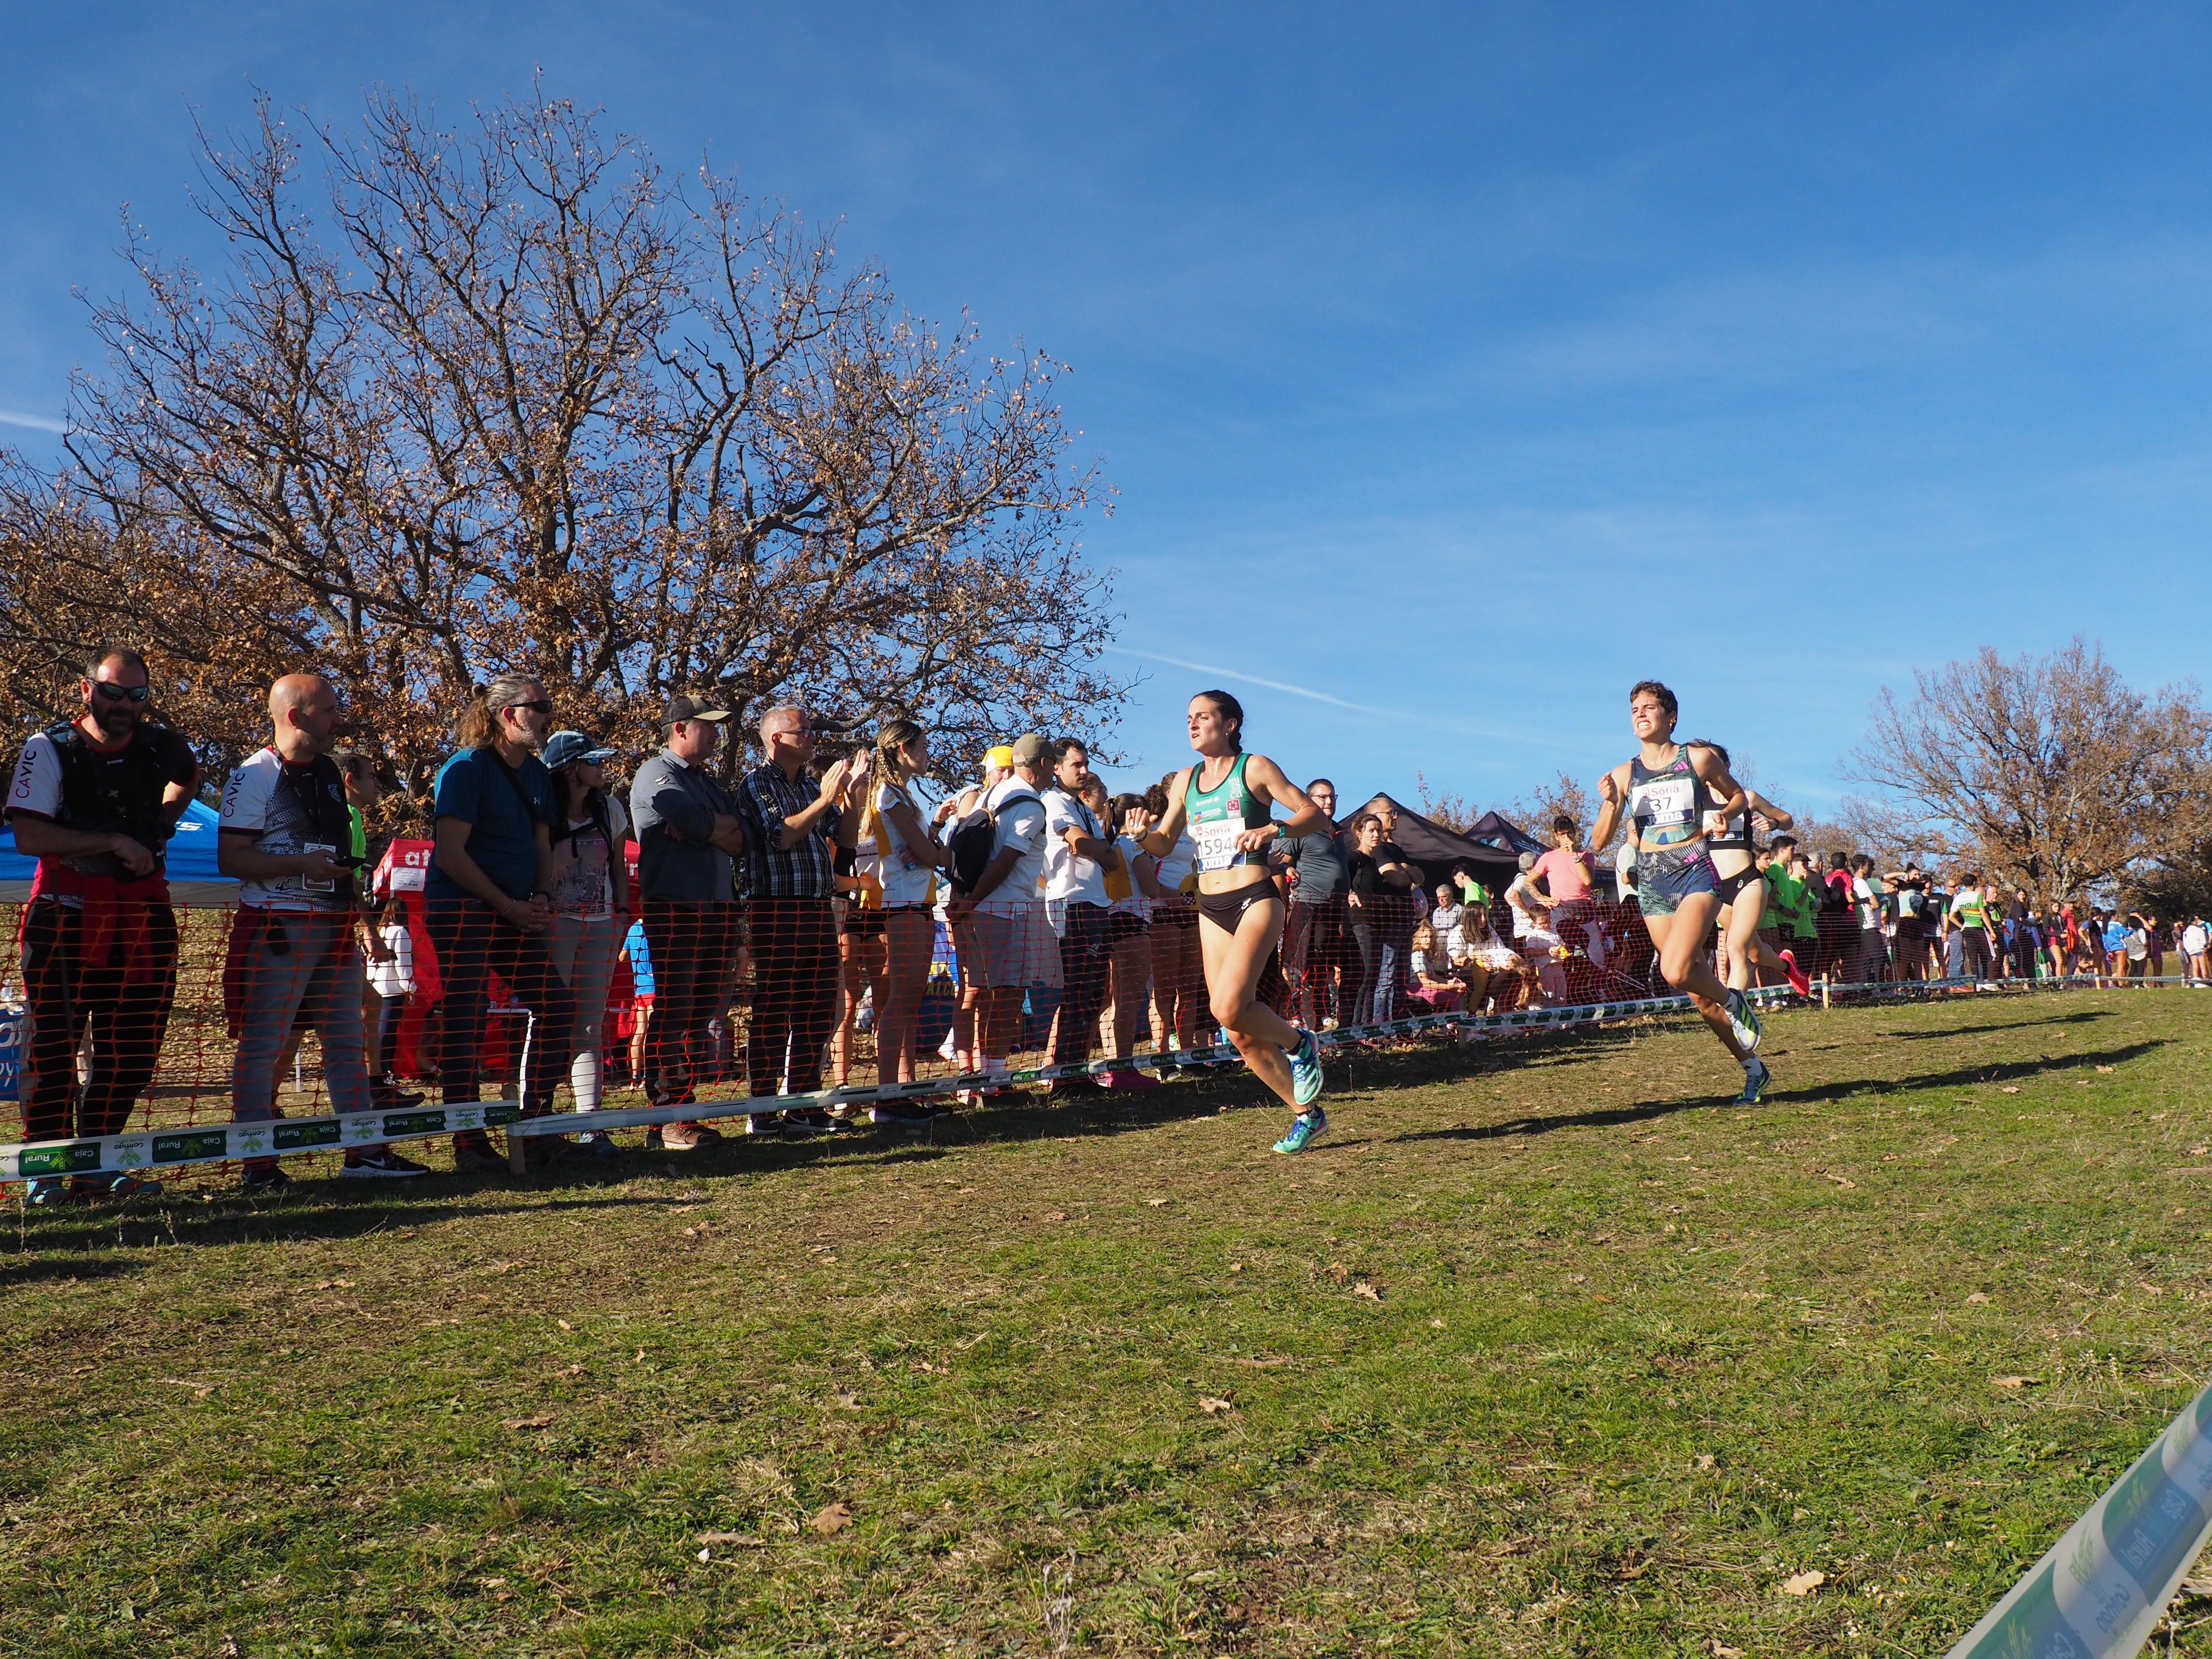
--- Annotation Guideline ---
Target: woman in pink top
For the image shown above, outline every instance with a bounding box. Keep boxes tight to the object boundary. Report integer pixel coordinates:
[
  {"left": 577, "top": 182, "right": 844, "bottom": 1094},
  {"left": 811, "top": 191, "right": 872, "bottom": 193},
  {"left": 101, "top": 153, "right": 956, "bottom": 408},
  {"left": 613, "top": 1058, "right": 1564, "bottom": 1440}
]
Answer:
[{"left": 1531, "top": 817, "right": 1604, "bottom": 971}]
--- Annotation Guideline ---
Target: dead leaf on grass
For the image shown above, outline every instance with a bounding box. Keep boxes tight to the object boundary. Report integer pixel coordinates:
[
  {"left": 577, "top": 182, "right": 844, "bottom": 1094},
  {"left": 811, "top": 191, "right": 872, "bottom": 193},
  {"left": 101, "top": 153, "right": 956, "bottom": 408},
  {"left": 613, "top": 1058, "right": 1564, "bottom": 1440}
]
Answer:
[
  {"left": 697, "top": 1531, "right": 763, "bottom": 1547},
  {"left": 1228, "top": 1262, "right": 1244, "bottom": 1273},
  {"left": 1712, "top": 1642, "right": 1744, "bottom": 1658},
  {"left": 832, "top": 1390, "right": 861, "bottom": 1410},
  {"left": 1994, "top": 1375, "right": 2043, "bottom": 1389},
  {"left": 2001, "top": 1086, "right": 2020, "bottom": 1095},
  {"left": 555, "top": 1364, "right": 583, "bottom": 1377},
  {"left": 1966, "top": 1292, "right": 1991, "bottom": 1304},
  {"left": 2096, "top": 1065, "right": 2116, "bottom": 1075},
  {"left": 1429, "top": 1318, "right": 1445, "bottom": 1329},
  {"left": 556, "top": 1319, "right": 573, "bottom": 1331},
  {"left": 809, "top": 1502, "right": 854, "bottom": 1535},
  {"left": 1780, "top": 1569, "right": 1826, "bottom": 1597},
  {"left": 502, "top": 1414, "right": 553, "bottom": 1430},
  {"left": 1353, "top": 1281, "right": 1382, "bottom": 1302},
  {"left": 1042, "top": 1211, "right": 1068, "bottom": 1222},
  {"left": 1199, "top": 1396, "right": 1235, "bottom": 1415},
  {"left": 1693, "top": 1453, "right": 1716, "bottom": 1471},
  {"left": 1146, "top": 1197, "right": 1171, "bottom": 1208},
  {"left": 313, "top": 1279, "right": 355, "bottom": 1290},
  {"left": 1325, "top": 1261, "right": 1350, "bottom": 1283}
]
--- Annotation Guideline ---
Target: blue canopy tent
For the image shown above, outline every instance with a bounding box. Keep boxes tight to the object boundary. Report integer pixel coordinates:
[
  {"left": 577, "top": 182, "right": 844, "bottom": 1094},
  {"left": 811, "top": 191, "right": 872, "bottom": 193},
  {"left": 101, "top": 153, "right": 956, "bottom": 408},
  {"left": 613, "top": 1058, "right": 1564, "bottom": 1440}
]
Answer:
[{"left": 0, "top": 797, "right": 238, "bottom": 904}]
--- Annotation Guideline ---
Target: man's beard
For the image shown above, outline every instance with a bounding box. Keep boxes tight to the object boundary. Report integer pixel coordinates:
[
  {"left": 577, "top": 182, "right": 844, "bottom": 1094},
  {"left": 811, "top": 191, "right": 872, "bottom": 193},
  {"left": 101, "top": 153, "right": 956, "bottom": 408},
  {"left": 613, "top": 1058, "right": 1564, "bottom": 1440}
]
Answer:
[{"left": 93, "top": 708, "right": 137, "bottom": 741}]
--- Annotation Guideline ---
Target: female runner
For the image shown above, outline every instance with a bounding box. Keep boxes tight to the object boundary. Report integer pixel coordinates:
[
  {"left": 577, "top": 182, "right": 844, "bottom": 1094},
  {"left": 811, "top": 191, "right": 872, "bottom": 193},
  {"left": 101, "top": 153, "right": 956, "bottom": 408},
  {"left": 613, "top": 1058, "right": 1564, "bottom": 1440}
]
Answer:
[
  {"left": 1590, "top": 681, "right": 1771, "bottom": 1104},
  {"left": 1138, "top": 691, "right": 1331, "bottom": 1151},
  {"left": 1693, "top": 740, "right": 1811, "bottom": 999}
]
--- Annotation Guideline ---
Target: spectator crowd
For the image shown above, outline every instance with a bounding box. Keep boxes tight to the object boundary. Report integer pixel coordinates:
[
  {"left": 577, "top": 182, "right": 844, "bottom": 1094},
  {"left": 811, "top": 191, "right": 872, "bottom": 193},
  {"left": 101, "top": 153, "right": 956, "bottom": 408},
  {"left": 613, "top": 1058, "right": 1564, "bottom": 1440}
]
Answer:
[{"left": 9, "top": 648, "right": 2208, "bottom": 1202}]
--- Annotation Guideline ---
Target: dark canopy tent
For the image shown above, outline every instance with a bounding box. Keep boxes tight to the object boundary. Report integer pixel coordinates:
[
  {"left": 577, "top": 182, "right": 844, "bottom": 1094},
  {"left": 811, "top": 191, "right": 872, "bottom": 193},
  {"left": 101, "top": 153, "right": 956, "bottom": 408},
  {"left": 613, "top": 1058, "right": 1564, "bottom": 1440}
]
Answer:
[
  {"left": 1465, "top": 811, "right": 1545, "bottom": 857},
  {"left": 1339, "top": 793, "right": 1521, "bottom": 896}
]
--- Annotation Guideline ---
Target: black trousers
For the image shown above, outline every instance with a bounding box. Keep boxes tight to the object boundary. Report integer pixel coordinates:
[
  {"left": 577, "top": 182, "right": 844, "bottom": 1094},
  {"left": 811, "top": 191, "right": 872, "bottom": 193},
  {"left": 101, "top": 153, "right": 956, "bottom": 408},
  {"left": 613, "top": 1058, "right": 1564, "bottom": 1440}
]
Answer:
[
  {"left": 745, "top": 896, "right": 837, "bottom": 1097},
  {"left": 1053, "top": 902, "right": 1112, "bottom": 1065},
  {"left": 424, "top": 899, "right": 575, "bottom": 1118},
  {"left": 641, "top": 899, "right": 745, "bottom": 1106},
  {"left": 19, "top": 897, "right": 179, "bottom": 1143}
]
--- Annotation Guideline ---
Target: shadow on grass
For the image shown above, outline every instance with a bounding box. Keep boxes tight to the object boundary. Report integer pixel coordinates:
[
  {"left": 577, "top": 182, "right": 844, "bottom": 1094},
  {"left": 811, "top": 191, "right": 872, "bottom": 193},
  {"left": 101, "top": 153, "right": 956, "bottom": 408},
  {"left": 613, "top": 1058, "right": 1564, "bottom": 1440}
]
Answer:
[
  {"left": 9, "top": 1188, "right": 709, "bottom": 1252},
  {"left": 1882, "top": 1009, "right": 2117, "bottom": 1041},
  {"left": 1384, "top": 1037, "right": 2172, "bottom": 1145},
  {"left": 0, "top": 1253, "right": 146, "bottom": 1287}
]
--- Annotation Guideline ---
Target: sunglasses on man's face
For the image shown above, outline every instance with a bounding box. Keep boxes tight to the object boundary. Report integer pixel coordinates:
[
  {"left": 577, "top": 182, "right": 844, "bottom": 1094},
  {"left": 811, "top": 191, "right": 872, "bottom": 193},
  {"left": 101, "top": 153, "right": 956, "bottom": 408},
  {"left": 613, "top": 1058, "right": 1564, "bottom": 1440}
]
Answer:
[
  {"left": 91, "top": 681, "right": 151, "bottom": 704},
  {"left": 507, "top": 699, "right": 555, "bottom": 716}
]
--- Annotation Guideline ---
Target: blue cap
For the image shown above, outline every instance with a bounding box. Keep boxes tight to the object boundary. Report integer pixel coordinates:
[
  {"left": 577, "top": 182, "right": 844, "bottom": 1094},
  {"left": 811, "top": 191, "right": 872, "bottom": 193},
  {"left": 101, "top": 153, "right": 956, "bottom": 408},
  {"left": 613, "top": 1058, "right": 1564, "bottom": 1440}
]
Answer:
[{"left": 543, "top": 730, "right": 618, "bottom": 771}]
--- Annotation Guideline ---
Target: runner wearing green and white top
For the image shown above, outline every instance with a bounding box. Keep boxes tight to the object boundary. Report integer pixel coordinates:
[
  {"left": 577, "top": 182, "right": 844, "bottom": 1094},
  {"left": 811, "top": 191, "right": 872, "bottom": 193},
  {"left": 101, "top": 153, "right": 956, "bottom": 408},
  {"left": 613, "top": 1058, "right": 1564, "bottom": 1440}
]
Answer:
[
  {"left": 1590, "top": 681, "right": 1769, "bottom": 1104},
  {"left": 1138, "top": 691, "right": 1332, "bottom": 1152}
]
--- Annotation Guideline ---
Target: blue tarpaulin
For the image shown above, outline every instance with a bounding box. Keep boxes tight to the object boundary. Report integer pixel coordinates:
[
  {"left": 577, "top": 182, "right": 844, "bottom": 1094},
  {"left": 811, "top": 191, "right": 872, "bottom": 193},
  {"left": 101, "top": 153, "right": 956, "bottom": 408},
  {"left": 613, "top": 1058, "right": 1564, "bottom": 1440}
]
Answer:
[{"left": 0, "top": 797, "right": 236, "bottom": 903}]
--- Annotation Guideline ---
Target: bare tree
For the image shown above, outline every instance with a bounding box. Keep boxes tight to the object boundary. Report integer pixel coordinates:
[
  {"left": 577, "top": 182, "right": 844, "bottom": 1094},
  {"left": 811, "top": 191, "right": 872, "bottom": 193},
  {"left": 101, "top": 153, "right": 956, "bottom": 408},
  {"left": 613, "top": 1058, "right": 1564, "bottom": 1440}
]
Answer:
[
  {"left": 1846, "top": 639, "right": 2212, "bottom": 897},
  {"left": 1506, "top": 770, "right": 1616, "bottom": 852},
  {"left": 1, "top": 83, "right": 1118, "bottom": 805}
]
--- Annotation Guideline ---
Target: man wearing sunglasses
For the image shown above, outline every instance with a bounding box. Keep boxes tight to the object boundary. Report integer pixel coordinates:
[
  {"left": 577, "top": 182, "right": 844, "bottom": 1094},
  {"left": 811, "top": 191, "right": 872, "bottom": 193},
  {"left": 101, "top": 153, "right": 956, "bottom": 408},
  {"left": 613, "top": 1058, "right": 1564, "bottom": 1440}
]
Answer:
[{"left": 7, "top": 647, "right": 199, "bottom": 1202}]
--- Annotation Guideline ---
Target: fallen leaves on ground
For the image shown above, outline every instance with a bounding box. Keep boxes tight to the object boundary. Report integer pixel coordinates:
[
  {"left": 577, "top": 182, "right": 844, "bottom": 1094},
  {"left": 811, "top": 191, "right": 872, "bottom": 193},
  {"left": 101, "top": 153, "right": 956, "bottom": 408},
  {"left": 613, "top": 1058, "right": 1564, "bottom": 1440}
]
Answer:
[
  {"left": 313, "top": 1279, "right": 355, "bottom": 1290},
  {"left": 697, "top": 1531, "right": 762, "bottom": 1547},
  {"left": 2001, "top": 1086, "right": 2020, "bottom": 1094},
  {"left": 1042, "top": 1211, "right": 1067, "bottom": 1222},
  {"left": 1146, "top": 1197, "right": 1171, "bottom": 1208},
  {"left": 1993, "top": 1375, "right": 2043, "bottom": 1389},
  {"left": 502, "top": 1415, "right": 553, "bottom": 1430},
  {"left": 1966, "top": 1292, "right": 1991, "bottom": 1304},
  {"left": 1199, "top": 1396, "right": 1235, "bottom": 1415},
  {"left": 1353, "top": 1281, "right": 1382, "bottom": 1301},
  {"left": 1712, "top": 1642, "right": 1744, "bottom": 1657},
  {"left": 1325, "top": 1262, "right": 1350, "bottom": 1283},
  {"left": 1693, "top": 1454, "right": 1717, "bottom": 1471},
  {"left": 1781, "top": 1569, "right": 1826, "bottom": 1597},
  {"left": 809, "top": 1502, "right": 854, "bottom": 1535},
  {"left": 2097, "top": 1065, "right": 2116, "bottom": 1074}
]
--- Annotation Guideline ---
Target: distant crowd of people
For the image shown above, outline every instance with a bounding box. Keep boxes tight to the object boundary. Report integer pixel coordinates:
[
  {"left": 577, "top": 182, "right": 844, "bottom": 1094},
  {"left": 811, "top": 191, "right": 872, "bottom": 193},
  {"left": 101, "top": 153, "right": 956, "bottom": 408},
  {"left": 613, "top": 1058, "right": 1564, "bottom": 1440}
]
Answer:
[{"left": 9, "top": 651, "right": 2203, "bottom": 1203}]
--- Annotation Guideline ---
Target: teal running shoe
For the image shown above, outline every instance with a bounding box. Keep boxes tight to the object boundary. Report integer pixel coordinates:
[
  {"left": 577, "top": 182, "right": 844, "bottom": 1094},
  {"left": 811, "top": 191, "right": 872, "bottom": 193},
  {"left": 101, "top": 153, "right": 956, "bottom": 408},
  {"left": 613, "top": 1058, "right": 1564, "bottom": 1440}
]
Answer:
[
  {"left": 1287, "top": 1028, "right": 1325, "bottom": 1108},
  {"left": 1272, "top": 1106, "right": 1327, "bottom": 1155},
  {"left": 1724, "top": 989, "right": 1762, "bottom": 1055},
  {"left": 1736, "top": 1057, "right": 1770, "bottom": 1105}
]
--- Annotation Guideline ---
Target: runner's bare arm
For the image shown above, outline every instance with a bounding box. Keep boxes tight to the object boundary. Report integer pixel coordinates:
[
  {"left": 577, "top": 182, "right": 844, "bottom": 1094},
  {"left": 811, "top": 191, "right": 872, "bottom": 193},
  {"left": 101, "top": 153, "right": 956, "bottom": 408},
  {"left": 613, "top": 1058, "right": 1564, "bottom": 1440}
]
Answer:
[
  {"left": 1137, "top": 767, "right": 1194, "bottom": 857},
  {"left": 1746, "top": 789, "right": 1792, "bottom": 833},
  {"left": 1588, "top": 763, "right": 1631, "bottom": 852},
  {"left": 1237, "top": 754, "right": 1325, "bottom": 851}
]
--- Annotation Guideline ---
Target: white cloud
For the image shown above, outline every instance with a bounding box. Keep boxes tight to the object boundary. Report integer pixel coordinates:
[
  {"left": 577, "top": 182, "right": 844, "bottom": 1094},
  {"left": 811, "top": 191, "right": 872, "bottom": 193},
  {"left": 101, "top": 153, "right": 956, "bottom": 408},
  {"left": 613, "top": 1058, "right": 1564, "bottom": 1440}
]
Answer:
[{"left": 0, "top": 409, "right": 66, "bottom": 434}]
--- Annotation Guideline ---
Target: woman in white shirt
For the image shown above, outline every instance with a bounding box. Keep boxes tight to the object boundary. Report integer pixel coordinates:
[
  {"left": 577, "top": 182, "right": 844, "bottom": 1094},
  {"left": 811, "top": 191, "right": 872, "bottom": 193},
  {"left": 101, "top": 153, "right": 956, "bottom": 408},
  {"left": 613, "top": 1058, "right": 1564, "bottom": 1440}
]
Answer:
[
  {"left": 1096, "top": 789, "right": 1166, "bottom": 1089},
  {"left": 854, "top": 720, "right": 949, "bottom": 1097},
  {"left": 542, "top": 733, "right": 631, "bottom": 1152},
  {"left": 1143, "top": 776, "right": 1205, "bottom": 1066}
]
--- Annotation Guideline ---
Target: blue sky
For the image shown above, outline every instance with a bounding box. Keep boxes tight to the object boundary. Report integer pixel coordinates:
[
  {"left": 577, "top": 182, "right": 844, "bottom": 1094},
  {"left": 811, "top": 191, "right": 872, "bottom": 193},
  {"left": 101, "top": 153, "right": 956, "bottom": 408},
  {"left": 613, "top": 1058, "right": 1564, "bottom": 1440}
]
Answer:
[{"left": 4, "top": 4, "right": 2208, "bottom": 819}]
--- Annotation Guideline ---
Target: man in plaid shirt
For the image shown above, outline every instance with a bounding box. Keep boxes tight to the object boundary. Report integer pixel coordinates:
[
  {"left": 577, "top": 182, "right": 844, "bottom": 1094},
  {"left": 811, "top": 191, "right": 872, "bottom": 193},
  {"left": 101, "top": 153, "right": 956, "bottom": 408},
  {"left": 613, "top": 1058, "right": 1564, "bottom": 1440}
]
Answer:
[{"left": 737, "top": 706, "right": 858, "bottom": 1127}]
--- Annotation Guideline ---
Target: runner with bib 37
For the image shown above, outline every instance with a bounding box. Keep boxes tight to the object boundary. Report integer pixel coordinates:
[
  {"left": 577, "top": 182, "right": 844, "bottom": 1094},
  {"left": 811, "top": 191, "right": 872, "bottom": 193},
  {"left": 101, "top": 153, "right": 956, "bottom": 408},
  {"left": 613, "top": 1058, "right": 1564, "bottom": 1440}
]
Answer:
[
  {"left": 1138, "top": 691, "right": 1332, "bottom": 1152},
  {"left": 1590, "top": 681, "right": 1773, "bottom": 1105}
]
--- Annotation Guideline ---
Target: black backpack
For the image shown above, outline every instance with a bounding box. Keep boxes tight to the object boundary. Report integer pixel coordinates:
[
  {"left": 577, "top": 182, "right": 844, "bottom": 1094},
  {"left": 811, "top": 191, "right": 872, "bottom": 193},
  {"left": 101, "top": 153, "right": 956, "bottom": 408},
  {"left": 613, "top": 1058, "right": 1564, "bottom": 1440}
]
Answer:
[{"left": 948, "top": 789, "right": 1039, "bottom": 896}]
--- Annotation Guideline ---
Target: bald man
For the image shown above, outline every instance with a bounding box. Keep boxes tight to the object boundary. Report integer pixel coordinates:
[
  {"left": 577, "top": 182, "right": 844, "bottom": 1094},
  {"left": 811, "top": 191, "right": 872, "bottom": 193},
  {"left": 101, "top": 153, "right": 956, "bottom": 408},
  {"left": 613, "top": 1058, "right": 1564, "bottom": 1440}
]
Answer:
[{"left": 219, "top": 674, "right": 416, "bottom": 1187}]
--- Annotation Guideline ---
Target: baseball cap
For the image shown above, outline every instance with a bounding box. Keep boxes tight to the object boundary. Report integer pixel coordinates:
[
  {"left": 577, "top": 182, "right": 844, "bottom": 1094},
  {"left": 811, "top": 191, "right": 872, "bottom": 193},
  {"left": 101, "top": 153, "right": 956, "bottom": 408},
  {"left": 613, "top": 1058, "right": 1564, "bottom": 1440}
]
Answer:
[
  {"left": 982, "top": 744, "right": 1015, "bottom": 771},
  {"left": 663, "top": 694, "right": 732, "bottom": 727},
  {"left": 1010, "top": 732, "right": 1051, "bottom": 765},
  {"left": 543, "top": 730, "right": 618, "bottom": 770}
]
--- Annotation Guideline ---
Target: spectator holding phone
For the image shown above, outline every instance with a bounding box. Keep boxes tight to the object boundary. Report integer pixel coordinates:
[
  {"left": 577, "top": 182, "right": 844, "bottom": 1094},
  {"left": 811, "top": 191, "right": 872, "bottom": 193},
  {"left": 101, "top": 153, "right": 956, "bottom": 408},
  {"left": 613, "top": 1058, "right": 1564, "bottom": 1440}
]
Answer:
[{"left": 220, "top": 674, "right": 411, "bottom": 1184}]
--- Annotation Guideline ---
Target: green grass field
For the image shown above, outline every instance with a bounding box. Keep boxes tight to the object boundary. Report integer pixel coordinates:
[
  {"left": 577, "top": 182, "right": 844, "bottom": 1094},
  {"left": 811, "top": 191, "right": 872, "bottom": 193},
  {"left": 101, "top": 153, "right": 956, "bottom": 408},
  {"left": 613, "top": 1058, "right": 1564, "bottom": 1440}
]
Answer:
[{"left": 6, "top": 988, "right": 2212, "bottom": 1657}]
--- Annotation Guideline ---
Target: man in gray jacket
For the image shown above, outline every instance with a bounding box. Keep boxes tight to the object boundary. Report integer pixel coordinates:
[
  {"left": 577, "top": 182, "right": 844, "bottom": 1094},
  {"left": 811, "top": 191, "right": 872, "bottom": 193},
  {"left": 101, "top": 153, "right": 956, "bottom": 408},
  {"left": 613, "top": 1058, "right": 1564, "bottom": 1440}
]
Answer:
[{"left": 628, "top": 695, "right": 747, "bottom": 1149}]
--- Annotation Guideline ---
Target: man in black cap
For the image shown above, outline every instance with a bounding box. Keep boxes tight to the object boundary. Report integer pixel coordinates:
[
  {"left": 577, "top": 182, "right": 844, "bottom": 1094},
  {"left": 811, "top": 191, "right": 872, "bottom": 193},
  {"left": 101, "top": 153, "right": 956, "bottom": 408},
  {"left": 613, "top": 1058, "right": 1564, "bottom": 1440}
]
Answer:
[{"left": 629, "top": 695, "right": 747, "bottom": 1149}]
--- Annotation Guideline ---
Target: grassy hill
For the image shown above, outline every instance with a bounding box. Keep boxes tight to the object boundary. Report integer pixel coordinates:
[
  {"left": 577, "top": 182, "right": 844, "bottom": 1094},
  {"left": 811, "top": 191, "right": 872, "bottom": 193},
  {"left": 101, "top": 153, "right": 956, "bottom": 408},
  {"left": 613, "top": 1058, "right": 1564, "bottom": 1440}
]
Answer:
[{"left": 6, "top": 989, "right": 2212, "bottom": 1657}]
